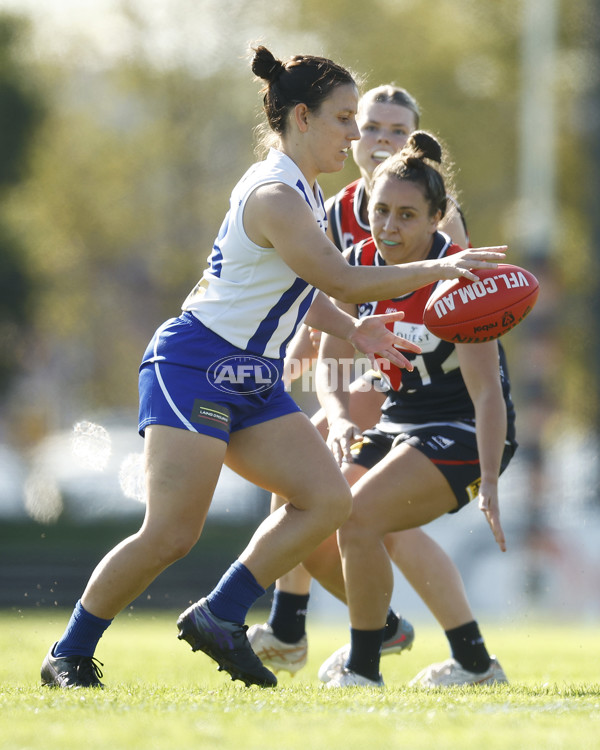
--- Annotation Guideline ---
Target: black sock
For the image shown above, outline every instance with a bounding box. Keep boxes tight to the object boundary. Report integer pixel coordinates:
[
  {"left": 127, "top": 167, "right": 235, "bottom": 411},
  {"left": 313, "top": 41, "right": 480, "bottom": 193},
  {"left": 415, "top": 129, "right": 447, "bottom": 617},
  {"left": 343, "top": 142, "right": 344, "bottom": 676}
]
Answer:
[
  {"left": 384, "top": 608, "right": 399, "bottom": 640},
  {"left": 445, "top": 620, "right": 491, "bottom": 673},
  {"left": 267, "top": 591, "right": 309, "bottom": 644},
  {"left": 345, "top": 627, "right": 385, "bottom": 682}
]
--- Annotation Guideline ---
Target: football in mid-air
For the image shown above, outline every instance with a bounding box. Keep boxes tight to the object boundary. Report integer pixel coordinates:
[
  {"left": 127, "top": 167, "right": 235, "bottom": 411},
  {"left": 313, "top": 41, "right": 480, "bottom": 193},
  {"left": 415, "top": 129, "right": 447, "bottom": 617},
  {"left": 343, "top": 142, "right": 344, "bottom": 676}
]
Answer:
[{"left": 423, "top": 264, "right": 539, "bottom": 343}]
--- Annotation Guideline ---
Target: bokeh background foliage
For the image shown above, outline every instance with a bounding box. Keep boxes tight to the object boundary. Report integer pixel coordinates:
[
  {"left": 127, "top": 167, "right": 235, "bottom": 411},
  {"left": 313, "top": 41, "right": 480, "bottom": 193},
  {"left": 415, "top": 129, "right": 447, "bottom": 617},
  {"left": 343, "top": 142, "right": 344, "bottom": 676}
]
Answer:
[{"left": 0, "top": 0, "right": 597, "bottom": 443}]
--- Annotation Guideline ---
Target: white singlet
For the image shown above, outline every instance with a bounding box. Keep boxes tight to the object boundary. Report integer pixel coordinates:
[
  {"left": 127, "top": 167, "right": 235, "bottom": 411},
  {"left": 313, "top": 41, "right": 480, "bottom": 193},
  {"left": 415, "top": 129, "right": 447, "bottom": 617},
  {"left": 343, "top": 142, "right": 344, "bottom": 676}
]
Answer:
[{"left": 182, "top": 149, "right": 326, "bottom": 359}]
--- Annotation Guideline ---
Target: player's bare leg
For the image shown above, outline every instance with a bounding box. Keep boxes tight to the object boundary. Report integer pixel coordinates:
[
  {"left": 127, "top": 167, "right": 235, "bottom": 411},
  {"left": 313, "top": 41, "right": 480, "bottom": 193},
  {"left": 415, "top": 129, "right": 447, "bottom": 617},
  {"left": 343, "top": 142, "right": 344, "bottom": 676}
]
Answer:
[
  {"left": 268, "top": 381, "right": 384, "bottom": 594},
  {"left": 340, "top": 444, "right": 456, "bottom": 631},
  {"left": 384, "top": 528, "right": 474, "bottom": 630},
  {"left": 226, "top": 412, "right": 352, "bottom": 587},
  {"left": 82, "top": 426, "right": 225, "bottom": 619},
  {"left": 176, "top": 412, "right": 352, "bottom": 687},
  {"left": 42, "top": 425, "right": 227, "bottom": 688}
]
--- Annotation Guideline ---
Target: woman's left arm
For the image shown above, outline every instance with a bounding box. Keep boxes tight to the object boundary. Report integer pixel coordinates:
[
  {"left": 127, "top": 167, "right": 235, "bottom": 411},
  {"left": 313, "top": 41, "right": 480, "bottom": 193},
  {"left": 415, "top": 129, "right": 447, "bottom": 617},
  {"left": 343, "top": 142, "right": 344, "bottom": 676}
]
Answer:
[{"left": 457, "top": 340, "right": 507, "bottom": 552}]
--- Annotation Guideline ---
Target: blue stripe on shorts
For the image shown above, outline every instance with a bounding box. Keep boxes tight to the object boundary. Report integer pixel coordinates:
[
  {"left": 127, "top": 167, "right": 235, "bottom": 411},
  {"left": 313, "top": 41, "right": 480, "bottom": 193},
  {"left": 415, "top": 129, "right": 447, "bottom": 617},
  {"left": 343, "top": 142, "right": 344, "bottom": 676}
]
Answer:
[{"left": 137, "top": 312, "right": 301, "bottom": 442}]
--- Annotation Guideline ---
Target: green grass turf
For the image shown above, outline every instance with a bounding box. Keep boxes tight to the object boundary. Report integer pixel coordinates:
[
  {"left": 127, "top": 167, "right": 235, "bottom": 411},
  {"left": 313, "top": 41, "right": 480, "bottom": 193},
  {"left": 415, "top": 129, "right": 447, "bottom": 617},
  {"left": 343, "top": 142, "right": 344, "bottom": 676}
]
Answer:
[{"left": 0, "top": 609, "right": 599, "bottom": 750}]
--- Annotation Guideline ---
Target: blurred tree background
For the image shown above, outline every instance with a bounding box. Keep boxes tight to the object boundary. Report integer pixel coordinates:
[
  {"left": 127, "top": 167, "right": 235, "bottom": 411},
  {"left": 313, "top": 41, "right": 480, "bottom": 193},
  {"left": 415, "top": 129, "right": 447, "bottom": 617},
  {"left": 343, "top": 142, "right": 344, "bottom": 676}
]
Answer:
[
  {"left": 0, "top": 0, "right": 597, "bottom": 459},
  {"left": 0, "top": 14, "right": 43, "bottom": 399}
]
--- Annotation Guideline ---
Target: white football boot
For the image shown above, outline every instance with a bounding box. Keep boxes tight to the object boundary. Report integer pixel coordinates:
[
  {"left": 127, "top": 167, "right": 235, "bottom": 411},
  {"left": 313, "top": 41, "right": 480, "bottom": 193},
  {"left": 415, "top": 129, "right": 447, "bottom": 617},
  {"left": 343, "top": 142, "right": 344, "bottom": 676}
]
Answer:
[
  {"left": 247, "top": 623, "right": 307, "bottom": 675},
  {"left": 318, "top": 614, "right": 414, "bottom": 683},
  {"left": 325, "top": 667, "right": 384, "bottom": 689},
  {"left": 409, "top": 656, "right": 508, "bottom": 688}
]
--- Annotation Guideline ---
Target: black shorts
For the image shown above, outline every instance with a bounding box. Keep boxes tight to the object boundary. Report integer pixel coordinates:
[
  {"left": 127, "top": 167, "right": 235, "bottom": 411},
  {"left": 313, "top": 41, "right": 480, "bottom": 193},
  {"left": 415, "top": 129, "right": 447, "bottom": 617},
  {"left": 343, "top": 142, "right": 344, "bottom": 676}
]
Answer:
[{"left": 351, "top": 423, "right": 516, "bottom": 512}]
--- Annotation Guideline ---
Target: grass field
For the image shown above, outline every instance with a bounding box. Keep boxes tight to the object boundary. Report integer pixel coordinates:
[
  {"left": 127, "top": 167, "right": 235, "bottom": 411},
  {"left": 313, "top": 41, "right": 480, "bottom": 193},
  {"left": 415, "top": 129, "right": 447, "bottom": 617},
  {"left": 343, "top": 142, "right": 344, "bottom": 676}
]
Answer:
[{"left": 1, "top": 608, "right": 599, "bottom": 750}]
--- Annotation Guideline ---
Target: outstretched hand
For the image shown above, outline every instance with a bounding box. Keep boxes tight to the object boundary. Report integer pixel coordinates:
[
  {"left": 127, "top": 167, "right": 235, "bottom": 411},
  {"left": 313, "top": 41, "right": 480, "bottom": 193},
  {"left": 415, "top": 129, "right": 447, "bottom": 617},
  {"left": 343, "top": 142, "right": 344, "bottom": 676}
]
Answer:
[
  {"left": 346, "top": 311, "right": 421, "bottom": 370},
  {"left": 478, "top": 480, "right": 506, "bottom": 552}
]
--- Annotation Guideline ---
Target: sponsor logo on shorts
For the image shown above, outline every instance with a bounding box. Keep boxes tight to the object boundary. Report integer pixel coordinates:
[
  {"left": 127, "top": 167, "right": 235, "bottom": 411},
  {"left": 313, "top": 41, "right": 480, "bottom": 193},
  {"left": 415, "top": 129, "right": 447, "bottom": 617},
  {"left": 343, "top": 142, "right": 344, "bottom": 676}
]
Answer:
[
  {"left": 466, "top": 477, "right": 481, "bottom": 502},
  {"left": 207, "top": 355, "right": 280, "bottom": 394},
  {"left": 426, "top": 435, "right": 456, "bottom": 451},
  {"left": 190, "top": 399, "right": 231, "bottom": 432},
  {"left": 350, "top": 437, "right": 366, "bottom": 456}
]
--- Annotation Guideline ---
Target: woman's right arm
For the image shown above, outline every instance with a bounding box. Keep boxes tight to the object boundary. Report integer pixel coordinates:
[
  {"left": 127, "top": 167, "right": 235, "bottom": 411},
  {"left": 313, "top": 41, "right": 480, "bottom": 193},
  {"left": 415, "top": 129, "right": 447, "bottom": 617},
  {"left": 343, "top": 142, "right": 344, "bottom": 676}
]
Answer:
[
  {"left": 243, "top": 182, "right": 506, "bottom": 303},
  {"left": 315, "top": 322, "right": 364, "bottom": 465}
]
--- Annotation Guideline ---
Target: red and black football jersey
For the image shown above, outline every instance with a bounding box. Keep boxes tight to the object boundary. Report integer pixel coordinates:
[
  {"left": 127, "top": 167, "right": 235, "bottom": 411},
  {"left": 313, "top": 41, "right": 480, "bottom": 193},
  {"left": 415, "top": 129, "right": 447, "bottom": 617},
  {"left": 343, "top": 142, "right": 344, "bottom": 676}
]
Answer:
[{"left": 347, "top": 232, "right": 515, "bottom": 441}]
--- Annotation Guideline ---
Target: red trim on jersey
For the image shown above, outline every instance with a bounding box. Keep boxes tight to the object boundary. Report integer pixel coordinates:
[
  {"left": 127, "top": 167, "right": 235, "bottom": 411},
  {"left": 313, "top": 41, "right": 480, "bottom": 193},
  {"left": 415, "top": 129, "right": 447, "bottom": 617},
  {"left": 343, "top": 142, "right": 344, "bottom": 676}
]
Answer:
[{"left": 329, "top": 179, "right": 371, "bottom": 250}]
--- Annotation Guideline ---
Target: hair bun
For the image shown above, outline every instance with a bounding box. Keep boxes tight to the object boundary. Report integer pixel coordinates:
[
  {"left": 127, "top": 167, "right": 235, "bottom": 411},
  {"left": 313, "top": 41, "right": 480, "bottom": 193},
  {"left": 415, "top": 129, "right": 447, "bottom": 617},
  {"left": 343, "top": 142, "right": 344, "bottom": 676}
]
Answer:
[
  {"left": 251, "top": 45, "right": 284, "bottom": 82},
  {"left": 408, "top": 131, "right": 442, "bottom": 164}
]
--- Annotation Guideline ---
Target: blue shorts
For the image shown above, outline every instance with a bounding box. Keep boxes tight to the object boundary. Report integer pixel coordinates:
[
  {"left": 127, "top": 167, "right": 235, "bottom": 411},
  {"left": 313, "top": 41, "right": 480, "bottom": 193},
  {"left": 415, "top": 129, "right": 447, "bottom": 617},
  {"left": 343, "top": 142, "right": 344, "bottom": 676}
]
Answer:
[
  {"left": 138, "top": 312, "right": 301, "bottom": 442},
  {"left": 352, "top": 423, "right": 516, "bottom": 512}
]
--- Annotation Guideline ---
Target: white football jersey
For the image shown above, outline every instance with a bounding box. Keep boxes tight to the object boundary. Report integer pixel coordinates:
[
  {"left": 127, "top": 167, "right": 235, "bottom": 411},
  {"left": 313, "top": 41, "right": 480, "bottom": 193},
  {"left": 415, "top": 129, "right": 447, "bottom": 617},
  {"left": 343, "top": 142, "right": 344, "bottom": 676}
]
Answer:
[{"left": 182, "top": 149, "right": 326, "bottom": 358}]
